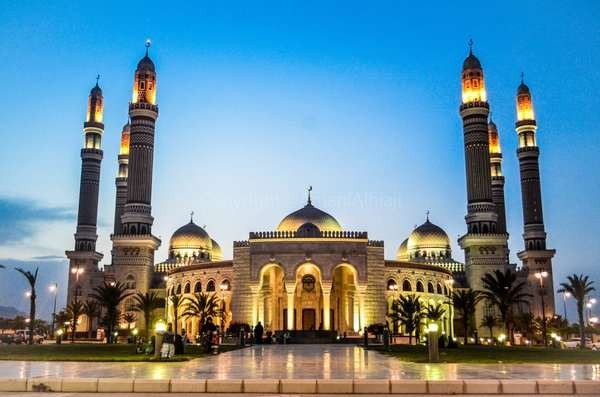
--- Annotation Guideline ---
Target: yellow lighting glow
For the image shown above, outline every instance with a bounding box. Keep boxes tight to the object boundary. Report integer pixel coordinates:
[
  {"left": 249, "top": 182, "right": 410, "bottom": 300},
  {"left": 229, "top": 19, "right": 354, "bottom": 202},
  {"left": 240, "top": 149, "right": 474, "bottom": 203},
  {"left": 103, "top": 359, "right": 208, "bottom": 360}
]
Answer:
[
  {"left": 86, "top": 95, "right": 103, "bottom": 123},
  {"left": 517, "top": 92, "right": 535, "bottom": 121},
  {"left": 120, "top": 130, "right": 130, "bottom": 155},
  {"left": 428, "top": 323, "right": 439, "bottom": 333},
  {"left": 489, "top": 132, "right": 501, "bottom": 154},
  {"left": 461, "top": 72, "right": 487, "bottom": 104},
  {"left": 132, "top": 73, "right": 157, "bottom": 105},
  {"left": 154, "top": 319, "right": 167, "bottom": 333}
]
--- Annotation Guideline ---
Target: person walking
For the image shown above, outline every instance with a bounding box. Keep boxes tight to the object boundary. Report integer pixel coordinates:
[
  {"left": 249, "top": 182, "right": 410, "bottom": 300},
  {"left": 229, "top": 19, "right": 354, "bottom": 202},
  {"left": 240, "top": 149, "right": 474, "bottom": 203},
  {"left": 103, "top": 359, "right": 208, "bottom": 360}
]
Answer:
[
  {"left": 254, "top": 322, "right": 264, "bottom": 344},
  {"left": 161, "top": 323, "right": 175, "bottom": 359}
]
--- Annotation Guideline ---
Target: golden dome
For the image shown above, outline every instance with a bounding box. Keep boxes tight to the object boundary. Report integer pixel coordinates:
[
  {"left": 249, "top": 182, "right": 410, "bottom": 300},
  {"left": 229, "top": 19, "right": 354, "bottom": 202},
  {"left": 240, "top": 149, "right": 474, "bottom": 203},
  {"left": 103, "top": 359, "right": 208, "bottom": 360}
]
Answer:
[
  {"left": 277, "top": 202, "right": 342, "bottom": 232},
  {"left": 407, "top": 217, "right": 451, "bottom": 255},
  {"left": 396, "top": 238, "right": 409, "bottom": 261},
  {"left": 169, "top": 220, "right": 212, "bottom": 253},
  {"left": 211, "top": 238, "right": 223, "bottom": 261}
]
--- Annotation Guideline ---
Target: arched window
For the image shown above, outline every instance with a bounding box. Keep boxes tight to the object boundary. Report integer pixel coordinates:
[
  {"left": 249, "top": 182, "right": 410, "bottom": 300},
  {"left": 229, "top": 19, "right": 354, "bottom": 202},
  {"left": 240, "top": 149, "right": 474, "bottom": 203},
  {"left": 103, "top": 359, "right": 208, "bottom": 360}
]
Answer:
[
  {"left": 194, "top": 282, "right": 201, "bottom": 293},
  {"left": 387, "top": 279, "right": 398, "bottom": 291},
  {"left": 482, "top": 224, "right": 489, "bottom": 233},
  {"left": 427, "top": 282, "right": 434, "bottom": 293},
  {"left": 176, "top": 284, "right": 182, "bottom": 295},
  {"left": 437, "top": 284, "right": 443, "bottom": 294},
  {"left": 220, "top": 279, "right": 231, "bottom": 292},
  {"left": 207, "top": 280, "right": 216, "bottom": 292},
  {"left": 184, "top": 283, "right": 191, "bottom": 294},
  {"left": 75, "top": 286, "right": 82, "bottom": 297},
  {"left": 416, "top": 281, "right": 424, "bottom": 292},
  {"left": 125, "top": 274, "right": 136, "bottom": 290},
  {"left": 402, "top": 280, "right": 412, "bottom": 292}
]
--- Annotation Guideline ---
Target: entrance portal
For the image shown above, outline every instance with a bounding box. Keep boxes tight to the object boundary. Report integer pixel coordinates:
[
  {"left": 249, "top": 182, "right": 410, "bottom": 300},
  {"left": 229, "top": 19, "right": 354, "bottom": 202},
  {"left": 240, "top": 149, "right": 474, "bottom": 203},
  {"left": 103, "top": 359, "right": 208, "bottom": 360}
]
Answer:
[{"left": 302, "top": 309, "right": 316, "bottom": 330}]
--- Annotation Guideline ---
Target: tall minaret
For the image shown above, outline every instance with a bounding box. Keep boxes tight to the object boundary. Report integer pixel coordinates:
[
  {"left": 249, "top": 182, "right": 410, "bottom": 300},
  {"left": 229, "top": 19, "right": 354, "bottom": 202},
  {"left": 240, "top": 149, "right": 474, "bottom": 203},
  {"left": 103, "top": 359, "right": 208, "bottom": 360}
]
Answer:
[
  {"left": 457, "top": 43, "right": 509, "bottom": 331},
  {"left": 488, "top": 117, "right": 507, "bottom": 234},
  {"left": 113, "top": 121, "right": 130, "bottom": 235},
  {"left": 110, "top": 42, "right": 160, "bottom": 296},
  {"left": 515, "top": 77, "right": 556, "bottom": 317},
  {"left": 66, "top": 79, "right": 105, "bottom": 303}
]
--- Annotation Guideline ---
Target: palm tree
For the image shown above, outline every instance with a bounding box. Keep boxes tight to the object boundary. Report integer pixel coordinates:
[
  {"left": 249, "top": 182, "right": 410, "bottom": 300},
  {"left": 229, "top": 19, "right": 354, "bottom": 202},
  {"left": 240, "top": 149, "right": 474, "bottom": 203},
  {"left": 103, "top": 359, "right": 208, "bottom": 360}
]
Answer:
[
  {"left": 559, "top": 274, "right": 595, "bottom": 349},
  {"left": 132, "top": 291, "right": 161, "bottom": 337},
  {"left": 424, "top": 302, "right": 446, "bottom": 322},
  {"left": 480, "top": 269, "right": 532, "bottom": 342},
  {"left": 481, "top": 314, "right": 498, "bottom": 339},
  {"left": 452, "top": 289, "right": 482, "bottom": 344},
  {"left": 182, "top": 292, "right": 221, "bottom": 335},
  {"left": 388, "top": 294, "right": 422, "bottom": 345},
  {"left": 90, "top": 282, "right": 132, "bottom": 343},
  {"left": 122, "top": 312, "right": 137, "bottom": 333},
  {"left": 82, "top": 300, "right": 101, "bottom": 339},
  {"left": 15, "top": 267, "right": 38, "bottom": 344},
  {"left": 169, "top": 294, "right": 183, "bottom": 336},
  {"left": 66, "top": 298, "right": 85, "bottom": 342}
]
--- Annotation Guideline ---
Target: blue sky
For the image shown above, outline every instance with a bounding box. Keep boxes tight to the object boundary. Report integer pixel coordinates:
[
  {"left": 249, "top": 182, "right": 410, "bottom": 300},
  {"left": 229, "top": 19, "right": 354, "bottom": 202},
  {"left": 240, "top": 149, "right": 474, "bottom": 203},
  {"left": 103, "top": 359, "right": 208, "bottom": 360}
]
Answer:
[{"left": 0, "top": 1, "right": 599, "bottom": 320}]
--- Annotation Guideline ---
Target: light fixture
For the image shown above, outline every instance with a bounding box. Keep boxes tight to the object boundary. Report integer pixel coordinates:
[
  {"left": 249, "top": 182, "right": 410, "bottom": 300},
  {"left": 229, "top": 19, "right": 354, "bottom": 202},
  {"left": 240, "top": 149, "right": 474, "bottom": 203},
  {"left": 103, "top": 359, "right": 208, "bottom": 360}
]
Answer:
[{"left": 154, "top": 319, "right": 167, "bottom": 333}]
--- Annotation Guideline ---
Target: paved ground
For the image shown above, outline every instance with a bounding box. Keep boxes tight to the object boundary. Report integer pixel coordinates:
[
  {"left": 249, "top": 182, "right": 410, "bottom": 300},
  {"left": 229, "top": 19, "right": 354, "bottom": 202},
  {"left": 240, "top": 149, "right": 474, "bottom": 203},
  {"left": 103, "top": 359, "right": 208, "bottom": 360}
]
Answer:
[{"left": 1, "top": 344, "right": 600, "bottom": 380}]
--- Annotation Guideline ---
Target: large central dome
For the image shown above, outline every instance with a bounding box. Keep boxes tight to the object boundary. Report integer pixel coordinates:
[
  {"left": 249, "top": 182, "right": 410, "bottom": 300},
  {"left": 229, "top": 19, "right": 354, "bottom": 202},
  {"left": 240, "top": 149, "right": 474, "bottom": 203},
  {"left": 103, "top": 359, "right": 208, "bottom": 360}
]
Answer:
[
  {"left": 277, "top": 201, "right": 342, "bottom": 232},
  {"left": 169, "top": 220, "right": 212, "bottom": 252}
]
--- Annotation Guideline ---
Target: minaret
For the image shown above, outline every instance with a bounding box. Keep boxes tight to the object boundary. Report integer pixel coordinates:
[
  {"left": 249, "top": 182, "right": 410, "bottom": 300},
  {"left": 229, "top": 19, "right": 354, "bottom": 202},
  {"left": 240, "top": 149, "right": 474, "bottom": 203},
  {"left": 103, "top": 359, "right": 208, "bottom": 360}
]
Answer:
[
  {"left": 515, "top": 77, "right": 556, "bottom": 317},
  {"left": 488, "top": 116, "right": 507, "bottom": 234},
  {"left": 113, "top": 122, "right": 130, "bottom": 235},
  {"left": 457, "top": 43, "right": 509, "bottom": 332},
  {"left": 110, "top": 42, "right": 160, "bottom": 296},
  {"left": 66, "top": 78, "right": 105, "bottom": 302}
]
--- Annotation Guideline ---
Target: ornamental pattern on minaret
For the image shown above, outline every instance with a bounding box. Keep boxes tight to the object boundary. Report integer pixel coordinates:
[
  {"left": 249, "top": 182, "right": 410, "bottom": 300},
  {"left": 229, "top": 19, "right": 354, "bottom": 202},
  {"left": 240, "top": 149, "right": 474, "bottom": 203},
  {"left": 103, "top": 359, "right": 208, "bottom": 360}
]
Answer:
[
  {"left": 121, "top": 42, "right": 159, "bottom": 235},
  {"left": 113, "top": 121, "right": 130, "bottom": 235},
  {"left": 488, "top": 118, "right": 507, "bottom": 234},
  {"left": 75, "top": 79, "right": 104, "bottom": 251}
]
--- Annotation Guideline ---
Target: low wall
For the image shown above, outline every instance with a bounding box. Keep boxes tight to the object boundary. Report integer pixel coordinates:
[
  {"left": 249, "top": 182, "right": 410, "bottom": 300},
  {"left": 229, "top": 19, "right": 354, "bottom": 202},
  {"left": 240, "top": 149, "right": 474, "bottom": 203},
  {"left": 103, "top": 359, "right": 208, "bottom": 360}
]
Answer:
[{"left": 1, "top": 377, "right": 599, "bottom": 394}]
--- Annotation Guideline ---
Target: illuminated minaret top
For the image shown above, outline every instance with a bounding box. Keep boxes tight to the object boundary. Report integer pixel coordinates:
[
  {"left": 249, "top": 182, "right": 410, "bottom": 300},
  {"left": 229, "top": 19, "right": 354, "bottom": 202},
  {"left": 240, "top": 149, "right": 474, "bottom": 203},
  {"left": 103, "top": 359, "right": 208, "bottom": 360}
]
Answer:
[
  {"left": 131, "top": 40, "right": 157, "bottom": 105},
  {"left": 461, "top": 40, "right": 488, "bottom": 105}
]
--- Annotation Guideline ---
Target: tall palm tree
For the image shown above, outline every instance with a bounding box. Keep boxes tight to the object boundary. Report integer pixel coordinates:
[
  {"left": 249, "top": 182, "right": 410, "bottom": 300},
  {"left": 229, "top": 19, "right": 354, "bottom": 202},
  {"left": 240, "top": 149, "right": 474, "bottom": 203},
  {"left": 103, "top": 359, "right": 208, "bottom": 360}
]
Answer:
[
  {"left": 452, "top": 289, "right": 482, "bottom": 344},
  {"left": 182, "top": 292, "right": 221, "bottom": 335},
  {"left": 169, "top": 294, "right": 183, "bottom": 336},
  {"left": 480, "top": 269, "right": 532, "bottom": 342},
  {"left": 559, "top": 274, "right": 595, "bottom": 349},
  {"left": 90, "top": 282, "right": 131, "bottom": 343},
  {"left": 82, "top": 300, "right": 101, "bottom": 339},
  {"left": 66, "top": 298, "right": 85, "bottom": 342},
  {"left": 481, "top": 314, "right": 498, "bottom": 339},
  {"left": 388, "top": 294, "right": 422, "bottom": 345},
  {"left": 132, "top": 291, "right": 161, "bottom": 337},
  {"left": 15, "top": 267, "right": 38, "bottom": 344},
  {"left": 122, "top": 312, "right": 137, "bottom": 332},
  {"left": 424, "top": 302, "right": 446, "bottom": 322}
]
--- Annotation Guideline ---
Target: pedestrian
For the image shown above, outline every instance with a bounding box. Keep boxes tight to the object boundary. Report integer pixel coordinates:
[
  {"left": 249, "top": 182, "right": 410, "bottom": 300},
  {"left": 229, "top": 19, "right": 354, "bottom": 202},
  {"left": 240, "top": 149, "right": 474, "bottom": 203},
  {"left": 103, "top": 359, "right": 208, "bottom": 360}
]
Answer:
[
  {"left": 161, "top": 323, "right": 175, "bottom": 359},
  {"left": 254, "top": 321, "right": 264, "bottom": 344}
]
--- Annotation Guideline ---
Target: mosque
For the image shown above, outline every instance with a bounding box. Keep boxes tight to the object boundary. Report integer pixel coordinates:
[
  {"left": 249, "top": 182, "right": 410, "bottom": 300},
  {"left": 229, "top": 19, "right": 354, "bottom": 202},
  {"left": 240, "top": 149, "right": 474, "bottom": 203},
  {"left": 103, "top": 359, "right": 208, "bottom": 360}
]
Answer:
[{"left": 66, "top": 43, "right": 555, "bottom": 340}]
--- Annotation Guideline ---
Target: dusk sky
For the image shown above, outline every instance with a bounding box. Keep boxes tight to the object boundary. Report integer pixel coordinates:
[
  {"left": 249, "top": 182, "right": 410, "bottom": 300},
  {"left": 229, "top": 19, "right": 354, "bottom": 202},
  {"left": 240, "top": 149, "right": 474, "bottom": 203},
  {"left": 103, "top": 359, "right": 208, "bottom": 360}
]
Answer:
[{"left": 0, "top": 1, "right": 599, "bottom": 319}]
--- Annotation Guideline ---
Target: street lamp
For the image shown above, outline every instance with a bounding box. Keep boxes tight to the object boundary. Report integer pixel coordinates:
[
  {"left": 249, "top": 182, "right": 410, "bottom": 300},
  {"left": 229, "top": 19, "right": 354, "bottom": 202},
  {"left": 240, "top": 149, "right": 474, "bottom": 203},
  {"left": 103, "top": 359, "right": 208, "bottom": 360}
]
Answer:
[
  {"left": 535, "top": 270, "right": 549, "bottom": 347},
  {"left": 71, "top": 265, "right": 84, "bottom": 281},
  {"left": 562, "top": 291, "right": 571, "bottom": 324},
  {"left": 49, "top": 283, "right": 58, "bottom": 337},
  {"left": 427, "top": 322, "right": 440, "bottom": 362}
]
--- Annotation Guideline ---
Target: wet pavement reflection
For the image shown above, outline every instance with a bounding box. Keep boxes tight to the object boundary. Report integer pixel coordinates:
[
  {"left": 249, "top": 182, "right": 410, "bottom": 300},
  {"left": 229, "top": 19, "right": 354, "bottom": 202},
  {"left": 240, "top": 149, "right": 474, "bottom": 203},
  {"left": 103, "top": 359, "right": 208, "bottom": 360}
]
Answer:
[{"left": 2, "top": 345, "right": 600, "bottom": 380}]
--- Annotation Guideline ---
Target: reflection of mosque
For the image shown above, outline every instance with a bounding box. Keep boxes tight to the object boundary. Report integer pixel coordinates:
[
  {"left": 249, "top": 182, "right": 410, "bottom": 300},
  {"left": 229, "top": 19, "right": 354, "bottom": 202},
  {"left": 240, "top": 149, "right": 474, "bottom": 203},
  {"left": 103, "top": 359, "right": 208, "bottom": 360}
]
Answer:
[{"left": 66, "top": 44, "right": 555, "bottom": 340}]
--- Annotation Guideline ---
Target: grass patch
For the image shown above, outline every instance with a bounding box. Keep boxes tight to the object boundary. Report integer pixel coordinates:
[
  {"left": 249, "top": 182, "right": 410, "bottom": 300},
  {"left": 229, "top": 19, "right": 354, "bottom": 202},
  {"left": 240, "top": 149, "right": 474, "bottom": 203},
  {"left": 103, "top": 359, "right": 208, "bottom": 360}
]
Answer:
[
  {"left": 371, "top": 344, "right": 600, "bottom": 364},
  {"left": 0, "top": 343, "right": 241, "bottom": 362}
]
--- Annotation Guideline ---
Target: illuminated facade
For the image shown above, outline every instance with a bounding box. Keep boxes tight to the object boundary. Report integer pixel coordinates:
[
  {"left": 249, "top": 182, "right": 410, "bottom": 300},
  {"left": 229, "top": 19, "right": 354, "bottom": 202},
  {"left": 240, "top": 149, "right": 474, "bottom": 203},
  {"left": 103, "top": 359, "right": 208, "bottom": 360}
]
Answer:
[{"left": 66, "top": 44, "right": 555, "bottom": 339}]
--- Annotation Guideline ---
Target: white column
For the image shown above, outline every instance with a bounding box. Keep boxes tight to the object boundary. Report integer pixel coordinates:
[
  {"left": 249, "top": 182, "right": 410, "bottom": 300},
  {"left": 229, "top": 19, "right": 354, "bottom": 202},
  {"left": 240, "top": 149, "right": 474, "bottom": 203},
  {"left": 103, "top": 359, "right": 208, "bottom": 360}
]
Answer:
[
  {"left": 285, "top": 282, "right": 296, "bottom": 330},
  {"left": 322, "top": 281, "right": 332, "bottom": 330}
]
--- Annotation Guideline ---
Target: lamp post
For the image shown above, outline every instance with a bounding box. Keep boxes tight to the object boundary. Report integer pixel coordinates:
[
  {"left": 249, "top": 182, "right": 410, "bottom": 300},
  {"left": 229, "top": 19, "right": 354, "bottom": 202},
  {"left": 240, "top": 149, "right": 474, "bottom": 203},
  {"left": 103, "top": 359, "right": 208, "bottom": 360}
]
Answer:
[
  {"left": 154, "top": 319, "right": 167, "bottom": 360},
  {"left": 49, "top": 283, "right": 58, "bottom": 338},
  {"left": 534, "top": 271, "right": 548, "bottom": 347},
  {"left": 427, "top": 322, "right": 440, "bottom": 362},
  {"left": 562, "top": 291, "right": 571, "bottom": 324},
  {"left": 71, "top": 265, "right": 84, "bottom": 281}
]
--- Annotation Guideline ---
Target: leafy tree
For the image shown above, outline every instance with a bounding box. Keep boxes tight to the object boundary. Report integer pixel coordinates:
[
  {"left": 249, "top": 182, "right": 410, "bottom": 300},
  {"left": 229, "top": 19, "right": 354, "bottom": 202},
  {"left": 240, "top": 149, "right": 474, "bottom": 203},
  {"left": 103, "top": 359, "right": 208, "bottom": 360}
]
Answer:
[
  {"left": 558, "top": 274, "right": 596, "bottom": 349},
  {"left": 182, "top": 292, "right": 221, "bottom": 335},
  {"left": 514, "top": 312, "right": 535, "bottom": 342},
  {"left": 90, "top": 282, "right": 132, "bottom": 343},
  {"left": 452, "top": 289, "right": 482, "bottom": 344},
  {"left": 168, "top": 294, "right": 183, "bottom": 336},
  {"left": 82, "top": 300, "right": 101, "bottom": 339},
  {"left": 388, "top": 294, "right": 422, "bottom": 344},
  {"left": 132, "top": 291, "right": 161, "bottom": 337},
  {"left": 15, "top": 267, "right": 39, "bottom": 344},
  {"left": 481, "top": 269, "right": 532, "bottom": 343},
  {"left": 66, "top": 298, "right": 85, "bottom": 342},
  {"left": 481, "top": 314, "right": 498, "bottom": 339}
]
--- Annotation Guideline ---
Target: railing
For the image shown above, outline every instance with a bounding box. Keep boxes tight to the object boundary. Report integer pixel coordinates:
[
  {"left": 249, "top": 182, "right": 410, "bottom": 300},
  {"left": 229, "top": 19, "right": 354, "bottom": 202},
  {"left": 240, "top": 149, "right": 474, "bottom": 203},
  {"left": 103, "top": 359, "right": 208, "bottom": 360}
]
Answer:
[{"left": 248, "top": 230, "right": 368, "bottom": 240}]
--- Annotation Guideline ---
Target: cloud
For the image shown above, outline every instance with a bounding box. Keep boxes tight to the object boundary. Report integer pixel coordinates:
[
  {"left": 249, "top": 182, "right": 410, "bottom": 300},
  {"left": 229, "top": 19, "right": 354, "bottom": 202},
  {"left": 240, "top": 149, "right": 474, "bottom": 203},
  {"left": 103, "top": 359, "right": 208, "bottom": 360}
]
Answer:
[
  {"left": 0, "top": 196, "right": 75, "bottom": 245},
  {"left": 31, "top": 255, "right": 66, "bottom": 261}
]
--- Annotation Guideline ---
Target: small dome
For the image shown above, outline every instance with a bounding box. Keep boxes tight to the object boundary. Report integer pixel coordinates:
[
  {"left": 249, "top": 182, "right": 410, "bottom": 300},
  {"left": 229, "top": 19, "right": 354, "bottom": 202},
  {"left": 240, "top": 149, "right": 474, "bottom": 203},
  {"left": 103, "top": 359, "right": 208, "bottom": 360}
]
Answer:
[
  {"left": 407, "top": 217, "right": 451, "bottom": 253},
  {"left": 517, "top": 81, "right": 530, "bottom": 95},
  {"left": 137, "top": 54, "right": 155, "bottom": 73},
  {"left": 396, "top": 238, "right": 409, "bottom": 261},
  {"left": 463, "top": 52, "right": 481, "bottom": 71},
  {"left": 277, "top": 202, "right": 342, "bottom": 232},
  {"left": 488, "top": 119, "right": 497, "bottom": 132},
  {"left": 90, "top": 83, "right": 102, "bottom": 97},
  {"left": 170, "top": 220, "right": 212, "bottom": 252},
  {"left": 211, "top": 238, "right": 223, "bottom": 261}
]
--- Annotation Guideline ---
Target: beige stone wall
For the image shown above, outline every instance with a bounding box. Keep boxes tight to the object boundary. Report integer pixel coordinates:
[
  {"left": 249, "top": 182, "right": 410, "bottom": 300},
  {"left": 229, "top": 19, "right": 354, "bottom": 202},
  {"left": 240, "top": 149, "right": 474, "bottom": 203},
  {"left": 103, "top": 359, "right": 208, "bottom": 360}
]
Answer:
[{"left": 364, "top": 245, "right": 386, "bottom": 327}]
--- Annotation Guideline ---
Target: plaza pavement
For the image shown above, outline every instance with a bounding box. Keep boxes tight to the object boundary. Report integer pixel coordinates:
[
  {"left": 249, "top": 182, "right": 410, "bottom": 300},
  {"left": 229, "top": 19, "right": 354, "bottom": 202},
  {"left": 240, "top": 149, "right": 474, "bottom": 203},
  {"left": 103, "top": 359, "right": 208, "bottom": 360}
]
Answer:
[{"left": 1, "top": 344, "right": 600, "bottom": 381}]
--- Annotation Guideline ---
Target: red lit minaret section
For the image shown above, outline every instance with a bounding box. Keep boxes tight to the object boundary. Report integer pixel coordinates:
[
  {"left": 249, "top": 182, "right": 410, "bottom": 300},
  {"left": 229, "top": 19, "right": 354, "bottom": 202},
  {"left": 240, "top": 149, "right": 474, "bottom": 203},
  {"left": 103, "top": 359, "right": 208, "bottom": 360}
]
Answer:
[
  {"left": 110, "top": 42, "right": 161, "bottom": 297},
  {"left": 488, "top": 117, "right": 507, "bottom": 234},
  {"left": 457, "top": 43, "right": 509, "bottom": 331},
  {"left": 66, "top": 79, "right": 105, "bottom": 303},
  {"left": 515, "top": 77, "right": 556, "bottom": 317}
]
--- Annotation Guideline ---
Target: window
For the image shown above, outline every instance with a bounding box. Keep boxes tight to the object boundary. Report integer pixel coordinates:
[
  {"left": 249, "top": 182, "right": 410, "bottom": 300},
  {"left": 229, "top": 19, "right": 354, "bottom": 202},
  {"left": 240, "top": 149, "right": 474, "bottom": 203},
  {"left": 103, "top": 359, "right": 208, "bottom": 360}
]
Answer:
[
  {"left": 194, "top": 282, "right": 201, "bottom": 293},
  {"left": 139, "top": 81, "right": 145, "bottom": 90},
  {"left": 184, "top": 283, "right": 191, "bottom": 294},
  {"left": 176, "top": 284, "right": 182, "bottom": 295},
  {"left": 207, "top": 280, "right": 216, "bottom": 292},
  {"left": 416, "top": 281, "right": 424, "bottom": 292},
  {"left": 220, "top": 279, "right": 231, "bottom": 292},
  {"left": 427, "top": 282, "right": 434, "bottom": 293},
  {"left": 125, "top": 275, "right": 136, "bottom": 290},
  {"left": 402, "top": 280, "right": 412, "bottom": 292},
  {"left": 387, "top": 279, "right": 398, "bottom": 291},
  {"left": 437, "top": 284, "right": 443, "bottom": 294}
]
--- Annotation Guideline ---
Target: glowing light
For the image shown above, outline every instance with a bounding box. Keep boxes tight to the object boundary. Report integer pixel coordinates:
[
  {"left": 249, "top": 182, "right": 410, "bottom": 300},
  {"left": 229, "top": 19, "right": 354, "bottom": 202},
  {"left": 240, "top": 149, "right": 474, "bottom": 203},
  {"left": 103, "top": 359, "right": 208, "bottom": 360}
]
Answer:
[
  {"left": 49, "top": 284, "right": 57, "bottom": 293},
  {"left": 517, "top": 91, "right": 535, "bottom": 121},
  {"left": 498, "top": 334, "right": 507, "bottom": 343},
  {"left": 56, "top": 329, "right": 64, "bottom": 336},
  {"left": 119, "top": 130, "right": 130, "bottom": 156},
  {"left": 24, "top": 291, "right": 31, "bottom": 298},
  {"left": 132, "top": 328, "right": 139, "bottom": 336},
  {"left": 461, "top": 71, "right": 487, "bottom": 104},
  {"left": 428, "top": 323, "right": 439, "bottom": 333},
  {"left": 154, "top": 319, "right": 167, "bottom": 333}
]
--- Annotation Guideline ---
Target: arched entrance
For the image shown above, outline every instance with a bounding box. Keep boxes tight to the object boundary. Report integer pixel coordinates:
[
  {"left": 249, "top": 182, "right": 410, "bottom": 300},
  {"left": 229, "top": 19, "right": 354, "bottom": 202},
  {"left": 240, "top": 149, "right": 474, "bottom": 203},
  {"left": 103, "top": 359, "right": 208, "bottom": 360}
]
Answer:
[
  {"left": 257, "top": 264, "right": 286, "bottom": 332},
  {"left": 293, "top": 263, "right": 323, "bottom": 330},
  {"left": 331, "top": 264, "right": 358, "bottom": 333}
]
